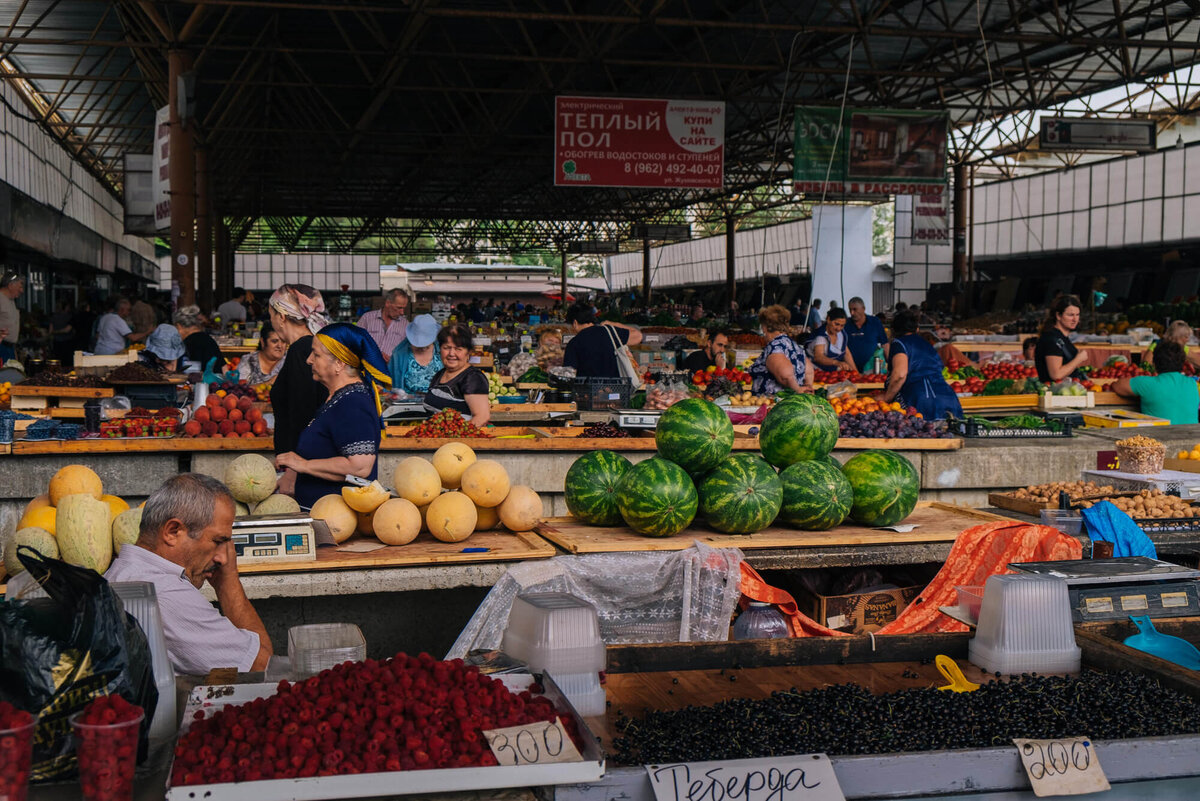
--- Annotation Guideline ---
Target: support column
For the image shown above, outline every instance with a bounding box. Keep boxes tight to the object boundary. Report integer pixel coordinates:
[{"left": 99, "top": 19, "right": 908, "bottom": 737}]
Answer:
[
  {"left": 642, "top": 239, "right": 651, "bottom": 304},
  {"left": 168, "top": 50, "right": 196, "bottom": 308},
  {"left": 195, "top": 147, "right": 213, "bottom": 313},
  {"left": 215, "top": 214, "right": 231, "bottom": 303},
  {"left": 967, "top": 165, "right": 975, "bottom": 317},
  {"left": 953, "top": 162, "right": 968, "bottom": 315},
  {"left": 560, "top": 250, "right": 568, "bottom": 310},
  {"left": 725, "top": 213, "right": 736, "bottom": 315}
]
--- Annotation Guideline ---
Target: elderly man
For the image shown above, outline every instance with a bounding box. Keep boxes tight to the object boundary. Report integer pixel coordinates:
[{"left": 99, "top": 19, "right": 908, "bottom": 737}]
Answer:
[
  {"left": 94, "top": 297, "right": 148, "bottom": 355},
  {"left": 104, "top": 473, "right": 273, "bottom": 674},
  {"left": 358, "top": 289, "right": 409, "bottom": 360},
  {"left": 844, "top": 296, "right": 889, "bottom": 372},
  {"left": 0, "top": 270, "right": 24, "bottom": 362}
]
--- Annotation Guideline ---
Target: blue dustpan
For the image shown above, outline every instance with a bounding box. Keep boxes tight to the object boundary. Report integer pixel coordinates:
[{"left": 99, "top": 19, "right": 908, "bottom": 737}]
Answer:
[{"left": 1123, "top": 616, "right": 1200, "bottom": 670}]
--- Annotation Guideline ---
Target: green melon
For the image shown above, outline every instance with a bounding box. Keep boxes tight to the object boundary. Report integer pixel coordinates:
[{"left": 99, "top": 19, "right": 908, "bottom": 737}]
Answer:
[
  {"left": 565, "top": 450, "right": 633, "bottom": 525},
  {"left": 758, "top": 394, "right": 839, "bottom": 468},
  {"left": 4, "top": 527, "right": 58, "bottom": 576},
  {"left": 842, "top": 449, "right": 920, "bottom": 526},
  {"left": 615, "top": 457, "right": 698, "bottom": 537},
  {"left": 779, "top": 460, "right": 853, "bottom": 530},
  {"left": 655, "top": 398, "right": 734, "bottom": 475},
  {"left": 698, "top": 454, "right": 782, "bottom": 534}
]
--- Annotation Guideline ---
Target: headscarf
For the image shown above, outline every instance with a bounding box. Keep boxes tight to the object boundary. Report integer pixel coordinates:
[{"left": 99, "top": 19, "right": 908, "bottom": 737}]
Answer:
[
  {"left": 269, "top": 284, "right": 331, "bottom": 336},
  {"left": 315, "top": 322, "right": 393, "bottom": 416}
]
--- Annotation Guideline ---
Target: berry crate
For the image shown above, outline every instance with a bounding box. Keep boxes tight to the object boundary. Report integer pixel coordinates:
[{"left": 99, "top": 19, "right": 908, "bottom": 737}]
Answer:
[{"left": 949, "top": 417, "right": 1074, "bottom": 438}]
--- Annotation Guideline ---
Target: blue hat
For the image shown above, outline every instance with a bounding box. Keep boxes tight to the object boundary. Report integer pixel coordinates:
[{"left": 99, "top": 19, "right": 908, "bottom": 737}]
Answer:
[
  {"left": 406, "top": 314, "right": 440, "bottom": 348},
  {"left": 145, "top": 324, "right": 186, "bottom": 361}
]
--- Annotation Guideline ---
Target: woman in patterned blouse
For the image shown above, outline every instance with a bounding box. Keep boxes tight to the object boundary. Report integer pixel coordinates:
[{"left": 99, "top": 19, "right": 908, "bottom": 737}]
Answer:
[
  {"left": 749, "top": 304, "right": 813, "bottom": 395},
  {"left": 236, "top": 323, "right": 287, "bottom": 386}
]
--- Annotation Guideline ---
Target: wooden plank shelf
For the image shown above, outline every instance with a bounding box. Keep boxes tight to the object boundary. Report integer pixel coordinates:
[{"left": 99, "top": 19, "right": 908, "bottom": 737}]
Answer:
[
  {"left": 10, "top": 385, "right": 114, "bottom": 398},
  {"left": 12, "top": 436, "right": 274, "bottom": 454}
]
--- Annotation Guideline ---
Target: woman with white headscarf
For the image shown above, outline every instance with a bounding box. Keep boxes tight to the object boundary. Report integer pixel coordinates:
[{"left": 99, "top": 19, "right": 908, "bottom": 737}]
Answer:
[{"left": 268, "top": 285, "right": 333, "bottom": 494}]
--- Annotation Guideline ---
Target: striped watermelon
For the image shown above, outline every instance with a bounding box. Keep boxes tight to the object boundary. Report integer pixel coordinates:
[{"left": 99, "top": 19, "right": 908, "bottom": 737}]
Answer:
[
  {"left": 758, "top": 394, "right": 839, "bottom": 468},
  {"left": 698, "top": 454, "right": 782, "bottom": 534},
  {"left": 565, "top": 450, "right": 633, "bottom": 525},
  {"left": 615, "top": 457, "right": 698, "bottom": 537},
  {"left": 816, "top": 453, "right": 843, "bottom": 472},
  {"left": 655, "top": 398, "right": 734, "bottom": 475},
  {"left": 779, "top": 460, "right": 852, "bottom": 530},
  {"left": 842, "top": 449, "right": 920, "bottom": 526}
]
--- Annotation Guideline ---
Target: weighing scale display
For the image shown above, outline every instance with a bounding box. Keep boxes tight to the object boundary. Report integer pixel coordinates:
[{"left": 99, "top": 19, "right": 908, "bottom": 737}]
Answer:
[{"left": 232, "top": 530, "right": 312, "bottom": 558}]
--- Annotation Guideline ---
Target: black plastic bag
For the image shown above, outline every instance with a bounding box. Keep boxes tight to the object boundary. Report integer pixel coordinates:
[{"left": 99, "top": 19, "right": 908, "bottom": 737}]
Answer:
[{"left": 0, "top": 546, "right": 158, "bottom": 781}]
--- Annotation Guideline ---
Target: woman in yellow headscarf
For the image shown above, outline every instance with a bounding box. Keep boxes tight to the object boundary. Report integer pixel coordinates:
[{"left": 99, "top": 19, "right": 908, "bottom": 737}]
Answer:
[{"left": 274, "top": 323, "right": 392, "bottom": 509}]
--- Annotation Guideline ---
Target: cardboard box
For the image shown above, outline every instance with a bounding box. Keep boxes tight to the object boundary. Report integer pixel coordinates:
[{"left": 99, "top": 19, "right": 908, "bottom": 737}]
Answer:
[
  {"left": 1082, "top": 409, "right": 1170, "bottom": 428},
  {"left": 794, "top": 584, "right": 923, "bottom": 634}
]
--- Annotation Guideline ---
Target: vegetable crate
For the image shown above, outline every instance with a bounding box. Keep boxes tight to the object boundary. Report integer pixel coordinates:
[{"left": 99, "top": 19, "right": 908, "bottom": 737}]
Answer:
[
  {"left": 573, "top": 377, "right": 632, "bottom": 411},
  {"left": 949, "top": 417, "right": 1075, "bottom": 438}
]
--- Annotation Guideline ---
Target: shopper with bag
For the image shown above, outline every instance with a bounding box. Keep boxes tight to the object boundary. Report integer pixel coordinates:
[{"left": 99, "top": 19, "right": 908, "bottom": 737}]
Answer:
[{"left": 563, "top": 302, "right": 643, "bottom": 379}]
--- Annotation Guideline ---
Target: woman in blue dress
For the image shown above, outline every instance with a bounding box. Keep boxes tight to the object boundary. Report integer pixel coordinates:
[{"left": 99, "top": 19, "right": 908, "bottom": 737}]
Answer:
[
  {"left": 881, "top": 310, "right": 962, "bottom": 421},
  {"left": 275, "top": 323, "right": 392, "bottom": 509},
  {"left": 387, "top": 314, "right": 443, "bottom": 395}
]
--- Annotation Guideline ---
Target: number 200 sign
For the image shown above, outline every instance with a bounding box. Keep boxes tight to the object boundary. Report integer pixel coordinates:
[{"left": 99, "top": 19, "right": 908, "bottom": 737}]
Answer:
[{"left": 1012, "top": 737, "right": 1110, "bottom": 797}]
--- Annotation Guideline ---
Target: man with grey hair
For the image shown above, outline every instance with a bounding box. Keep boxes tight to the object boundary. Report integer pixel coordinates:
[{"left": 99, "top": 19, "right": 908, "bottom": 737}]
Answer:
[
  {"left": 94, "top": 296, "right": 148, "bottom": 355},
  {"left": 104, "top": 473, "right": 273, "bottom": 674},
  {"left": 0, "top": 270, "right": 23, "bottom": 362},
  {"left": 357, "top": 288, "right": 409, "bottom": 360}
]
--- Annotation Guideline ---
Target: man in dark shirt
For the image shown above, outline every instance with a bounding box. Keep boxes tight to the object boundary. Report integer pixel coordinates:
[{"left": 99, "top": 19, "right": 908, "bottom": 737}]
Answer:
[
  {"left": 682, "top": 330, "right": 729, "bottom": 372},
  {"left": 844, "top": 297, "right": 889, "bottom": 371},
  {"left": 562, "top": 303, "right": 643, "bottom": 378}
]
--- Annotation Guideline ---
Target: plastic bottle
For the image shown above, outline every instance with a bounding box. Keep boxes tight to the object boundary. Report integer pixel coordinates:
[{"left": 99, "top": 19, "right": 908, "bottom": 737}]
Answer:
[{"left": 732, "top": 602, "right": 790, "bottom": 640}]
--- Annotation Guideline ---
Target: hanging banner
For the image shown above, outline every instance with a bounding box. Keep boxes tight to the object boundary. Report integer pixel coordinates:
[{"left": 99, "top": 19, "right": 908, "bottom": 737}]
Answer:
[
  {"left": 911, "top": 191, "right": 950, "bottom": 243},
  {"left": 794, "top": 108, "right": 948, "bottom": 196},
  {"left": 554, "top": 96, "right": 725, "bottom": 189},
  {"left": 152, "top": 105, "right": 171, "bottom": 231}
]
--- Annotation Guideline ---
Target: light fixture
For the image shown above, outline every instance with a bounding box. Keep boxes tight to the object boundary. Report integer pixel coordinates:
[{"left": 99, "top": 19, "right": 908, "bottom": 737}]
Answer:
[{"left": 1176, "top": 133, "right": 1185, "bottom": 149}]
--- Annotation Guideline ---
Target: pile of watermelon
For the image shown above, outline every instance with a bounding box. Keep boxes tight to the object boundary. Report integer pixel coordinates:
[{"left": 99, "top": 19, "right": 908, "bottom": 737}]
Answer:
[{"left": 563, "top": 394, "right": 920, "bottom": 538}]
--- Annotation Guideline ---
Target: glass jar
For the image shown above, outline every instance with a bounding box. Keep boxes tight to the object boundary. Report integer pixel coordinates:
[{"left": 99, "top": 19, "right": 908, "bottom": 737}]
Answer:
[{"left": 732, "top": 602, "right": 790, "bottom": 640}]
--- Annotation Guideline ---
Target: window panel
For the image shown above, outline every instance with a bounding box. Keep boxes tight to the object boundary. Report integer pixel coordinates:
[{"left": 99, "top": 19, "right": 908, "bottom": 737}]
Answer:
[
  {"left": 1072, "top": 211, "right": 1090, "bottom": 250},
  {"left": 1125, "top": 158, "right": 1144, "bottom": 202},
  {"left": 1124, "top": 202, "right": 1143, "bottom": 245},
  {"left": 1165, "top": 149, "right": 1186, "bottom": 196},
  {"left": 1143, "top": 199, "right": 1163, "bottom": 243}
]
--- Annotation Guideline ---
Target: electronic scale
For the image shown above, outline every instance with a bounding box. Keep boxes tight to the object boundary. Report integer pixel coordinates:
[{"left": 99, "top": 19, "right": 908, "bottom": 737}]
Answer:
[
  {"left": 1008, "top": 557, "right": 1200, "bottom": 622},
  {"left": 231, "top": 512, "right": 331, "bottom": 565},
  {"left": 613, "top": 409, "right": 661, "bottom": 429}
]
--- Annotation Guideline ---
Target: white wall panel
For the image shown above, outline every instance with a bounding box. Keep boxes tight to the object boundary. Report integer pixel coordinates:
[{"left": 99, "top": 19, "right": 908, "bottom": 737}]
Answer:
[
  {"left": 1183, "top": 195, "right": 1200, "bottom": 241},
  {"left": 1090, "top": 163, "right": 1108, "bottom": 207},
  {"left": 1164, "top": 150, "right": 1185, "bottom": 196},
  {"left": 1125, "top": 159, "right": 1144, "bottom": 202},
  {"left": 1108, "top": 161, "right": 1126, "bottom": 204},
  {"left": 1124, "top": 203, "right": 1143, "bottom": 245},
  {"left": 1105, "top": 207, "right": 1124, "bottom": 247},
  {"left": 1143, "top": 198, "right": 1163, "bottom": 243},
  {"left": 1163, "top": 197, "right": 1184, "bottom": 242},
  {"left": 1028, "top": 175, "right": 1044, "bottom": 217}
]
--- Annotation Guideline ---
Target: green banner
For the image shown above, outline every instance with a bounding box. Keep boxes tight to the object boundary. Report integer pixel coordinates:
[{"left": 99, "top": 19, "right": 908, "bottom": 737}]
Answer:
[
  {"left": 793, "top": 107, "right": 847, "bottom": 183},
  {"left": 793, "top": 108, "right": 948, "bottom": 193}
]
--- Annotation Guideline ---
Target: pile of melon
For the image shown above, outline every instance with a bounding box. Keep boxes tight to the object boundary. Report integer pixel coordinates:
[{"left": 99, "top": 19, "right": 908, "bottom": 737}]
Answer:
[
  {"left": 222, "top": 453, "right": 300, "bottom": 516},
  {"left": 4, "top": 465, "right": 140, "bottom": 577},
  {"left": 309, "top": 443, "right": 543, "bottom": 546}
]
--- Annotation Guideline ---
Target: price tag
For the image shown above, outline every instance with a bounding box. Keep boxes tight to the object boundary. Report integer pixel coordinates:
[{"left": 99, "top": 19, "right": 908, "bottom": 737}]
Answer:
[
  {"left": 483, "top": 719, "right": 582, "bottom": 766},
  {"left": 646, "top": 755, "right": 844, "bottom": 801},
  {"left": 469, "top": 356, "right": 481, "bottom": 364},
  {"left": 1012, "top": 737, "right": 1110, "bottom": 797},
  {"left": 1096, "top": 450, "right": 1119, "bottom": 470}
]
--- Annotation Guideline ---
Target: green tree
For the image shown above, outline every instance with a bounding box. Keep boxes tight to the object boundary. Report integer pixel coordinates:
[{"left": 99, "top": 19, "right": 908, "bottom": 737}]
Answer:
[{"left": 873, "top": 203, "right": 894, "bottom": 257}]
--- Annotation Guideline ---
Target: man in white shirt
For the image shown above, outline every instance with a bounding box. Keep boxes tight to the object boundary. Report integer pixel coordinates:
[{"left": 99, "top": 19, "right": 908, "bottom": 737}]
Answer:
[
  {"left": 104, "top": 473, "right": 273, "bottom": 675},
  {"left": 94, "top": 297, "right": 148, "bottom": 355},
  {"left": 357, "top": 288, "right": 409, "bottom": 360},
  {"left": 0, "top": 270, "right": 23, "bottom": 362},
  {"left": 216, "top": 288, "right": 249, "bottom": 324}
]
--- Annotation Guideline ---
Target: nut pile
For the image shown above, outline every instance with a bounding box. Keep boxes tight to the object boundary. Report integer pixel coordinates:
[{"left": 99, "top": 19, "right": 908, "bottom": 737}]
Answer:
[
  {"left": 1116, "top": 435, "right": 1167, "bottom": 474},
  {"left": 1007, "top": 481, "right": 1115, "bottom": 504},
  {"left": 1077, "top": 489, "right": 1199, "bottom": 519}
]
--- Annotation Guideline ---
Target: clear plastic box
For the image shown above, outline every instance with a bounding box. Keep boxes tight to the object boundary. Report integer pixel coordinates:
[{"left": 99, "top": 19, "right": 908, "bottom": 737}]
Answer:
[
  {"left": 954, "top": 585, "right": 985, "bottom": 622},
  {"left": 502, "top": 592, "right": 605, "bottom": 675},
  {"left": 288, "top": 623, "right": 366, "bottom": 678},
  {"left": 969, "top": 574, "right": 1081, "bottom": 675},
  {"left": 546, "top": 671, "right": 606, "bottom": 717},
  {"left": 110, "top": 582, "right": 176, "bottom": 743},
  {"left": 1039, "top": 508, "right": 1083, "bottom": 535}
]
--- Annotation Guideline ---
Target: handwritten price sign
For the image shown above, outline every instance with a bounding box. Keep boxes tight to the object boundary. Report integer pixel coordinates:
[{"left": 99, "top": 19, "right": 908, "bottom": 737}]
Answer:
[
  {"left": 646, "top": 755, "right": 845, "bottom": 801},
  {"left": 484, "top": 719, "right": 582, "bottom": 766},
  {"left": 1013, "top": 737, "right": 1110, "bottom": 797}
]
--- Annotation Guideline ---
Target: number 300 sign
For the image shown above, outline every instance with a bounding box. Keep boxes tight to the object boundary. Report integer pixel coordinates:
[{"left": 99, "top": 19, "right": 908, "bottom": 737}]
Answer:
[{"left": 484, "top": 719, "right": 583, "bottom": 766}]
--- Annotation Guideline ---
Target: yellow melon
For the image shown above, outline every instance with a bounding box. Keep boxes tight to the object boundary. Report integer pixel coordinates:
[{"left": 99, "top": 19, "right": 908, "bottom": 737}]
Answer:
[
  {"left": 48, "top": 465, "right": 103, "bottom": 506},
  {"left": 24, "top": 493, "right": 51, "bottom": 516},
  {"left": 372, "top": 498, "right": 422, "bottom": 546},
  {"left": 426, "top": 492, "right": 477, "bottom": 543},
  {"left": 393, "top": 457, "right": 442, "bottom": 506},
  {"left": 19, "top": 505, "right": 57, "bottom": 536},
  {"left": 460, "top": 460, "right": 510, "bottom": 508},
  {"left": 418, "top": 502, "right": 430, "bottom": 533},
  {"left": 474, "top": 503, "right": 500, "bottom": 531},
  {"left": 100, "top": 494, "right": 129, "bottom": 522},
  {"left": 112, "top": 507, "right": 143, "bottom": 555},
  {"left": 498, "top": 486, "right": 543, "bottom": 532},
  {"left": 310, "top": 494, "right": 358, "bottom": 544},
  {"left": 355, "top": 508, "right": 376, "bottom": 535},
  {"left": 341, "top": 480, "right": 390, "bottom": 513},
  {"left": 57, "top": 494, "right": 113, "bottom": 572},
  {"left": 432, "top": 443, "right": 477, "bottom": 489}
]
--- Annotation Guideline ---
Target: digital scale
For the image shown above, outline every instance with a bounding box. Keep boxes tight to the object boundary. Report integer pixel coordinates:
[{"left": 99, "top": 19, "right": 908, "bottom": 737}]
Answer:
[
  {"left": 382, "top": 400, "right": 429, "bottom": 422},
  {"left": 1009, "top": 557, "right": 1200, "bottom": 622},
  {"left": 231, "top": 513, "right": 330, "bottom": 565},
  {"left": 613, "top": 409, "right": 662, "bottom": 429}
]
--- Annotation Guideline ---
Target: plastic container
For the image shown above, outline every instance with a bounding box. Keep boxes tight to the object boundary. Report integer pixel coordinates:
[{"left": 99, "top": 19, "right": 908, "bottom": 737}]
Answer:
[
  {"left": 0, "top": 715, "right": 35, "bottom": 801},
  {"left": 288, "top": 623, "right": 367, "bottom": 679},
  {"left": 954, "top": 585, "right": 985, "bottom": 622},
  {"left": 71, "top": 709, "right": 144, "bottom": 801},
  {"left": 968, "top": 574, "right": 1081, "bottom": 675},
  {"left": 502, "top": 592, "right": 605, "bottom": 674},
  {"left": 546, "top": 672, "right": 606, "bottom": 717},
  {"left": 1039, "top": 509, "right": 1083, "bottom": 535},
  {"left": 732, "top": 602, "right": 790, "bottom": 640},
  {"left": 109, "top": 582, "right": 176, "bottom": 744}
]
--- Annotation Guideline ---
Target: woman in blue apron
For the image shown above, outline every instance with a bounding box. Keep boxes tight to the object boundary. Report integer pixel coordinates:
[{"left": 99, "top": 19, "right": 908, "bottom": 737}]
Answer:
[{"left": 881, "top": 310, "right": 962, "bottom": 421}]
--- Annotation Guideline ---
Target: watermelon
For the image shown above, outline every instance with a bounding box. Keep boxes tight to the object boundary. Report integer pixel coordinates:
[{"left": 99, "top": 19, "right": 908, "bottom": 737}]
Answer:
[
  {"left": 758, "top": 394, "right": 839, "bottom": 468},
  {"left": 655, "top": 398, "right": 734, "bottom": 475},
  {"left": 842, "top": 449, "right": 920, "bottom": 526},
  {"left": 615, "top": 457, "right": 698, "bottom": 537},
  {"left": 698, "top": 454, "right": 782, "bottom": 534},
  {"left": 816, "top": 453, "right": 843, "bottom": 472},
  {"left": 779, "top": 460, "right": 853, "bottom": 530},
  {"left": 565, "top": 450, "right": 633, "bottom": 525}
]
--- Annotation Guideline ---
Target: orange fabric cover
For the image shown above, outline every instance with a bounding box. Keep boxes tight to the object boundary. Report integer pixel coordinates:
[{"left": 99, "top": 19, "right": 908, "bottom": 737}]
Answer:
[{"left": 739, "top": 521, "right": 1083, "bottom": 637}]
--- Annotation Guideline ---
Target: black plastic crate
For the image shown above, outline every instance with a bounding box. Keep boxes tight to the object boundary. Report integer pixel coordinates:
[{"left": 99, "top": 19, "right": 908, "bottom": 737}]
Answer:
[
  {"left": 573, "top": 377, "right": 632, "bottom": 411},
  {"left": 113, "top": 383, "right": 181, "bottom": 411},
  {"left": 949, "top": 417, "right": 1075, "bottom": 438}
]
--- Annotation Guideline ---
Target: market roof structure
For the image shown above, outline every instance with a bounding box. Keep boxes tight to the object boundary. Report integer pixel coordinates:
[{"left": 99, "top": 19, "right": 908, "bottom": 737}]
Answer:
[{"left": 4, "top": 0, "right": 1200, "bottom": 254}]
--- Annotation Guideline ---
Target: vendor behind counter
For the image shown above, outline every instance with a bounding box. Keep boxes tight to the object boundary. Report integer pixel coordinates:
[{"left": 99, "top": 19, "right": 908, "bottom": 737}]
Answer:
[
  {"left": 1111, "top": 340, "right": 1199, "bottom": 425},
  {"left": 1035, "top": 294, "right": 1089, "bottom": 383}
]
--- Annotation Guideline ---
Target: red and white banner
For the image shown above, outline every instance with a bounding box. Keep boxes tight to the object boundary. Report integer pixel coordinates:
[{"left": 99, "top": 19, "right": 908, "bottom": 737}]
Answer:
[
  {"left": 911, "top": 191, "right": 949, "bottom": 243},
  {"left": 554, "top": 96, "right": 725, "bottom": 189}
]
